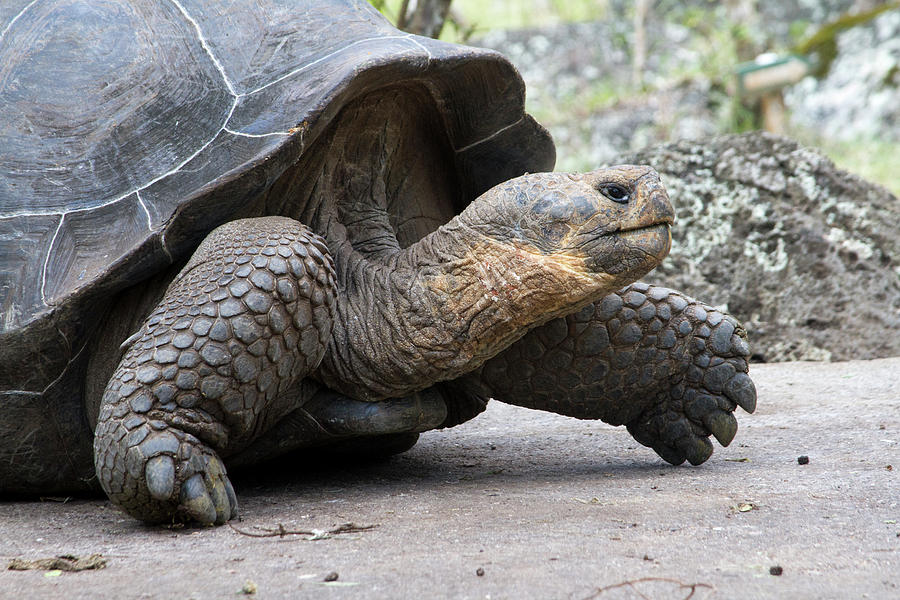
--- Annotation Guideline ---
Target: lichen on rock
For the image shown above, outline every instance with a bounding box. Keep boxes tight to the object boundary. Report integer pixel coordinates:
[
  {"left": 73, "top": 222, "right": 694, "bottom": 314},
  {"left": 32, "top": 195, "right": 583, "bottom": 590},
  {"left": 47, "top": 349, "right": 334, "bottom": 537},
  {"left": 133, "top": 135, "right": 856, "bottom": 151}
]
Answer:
[{"left": 620, "top": 131, "right": 900, "bottom": 362}]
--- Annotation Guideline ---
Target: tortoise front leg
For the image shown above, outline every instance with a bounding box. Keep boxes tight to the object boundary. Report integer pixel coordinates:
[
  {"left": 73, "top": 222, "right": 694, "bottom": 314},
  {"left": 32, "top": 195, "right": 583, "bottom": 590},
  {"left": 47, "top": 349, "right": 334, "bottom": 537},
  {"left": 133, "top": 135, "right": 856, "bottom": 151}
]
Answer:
[
  {"left": 469, "top": 283, "right": 757, "bottom": 466},
  {"left": 93, "top": 217, "right": 335, "bottom": 524}
]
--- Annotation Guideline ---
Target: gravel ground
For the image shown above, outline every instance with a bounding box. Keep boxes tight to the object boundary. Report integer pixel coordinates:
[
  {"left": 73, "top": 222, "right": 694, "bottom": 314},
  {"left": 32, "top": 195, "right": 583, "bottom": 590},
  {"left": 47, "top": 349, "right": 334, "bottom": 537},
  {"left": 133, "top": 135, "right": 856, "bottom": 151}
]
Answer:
[{"left": 1, "top": 358, "right": 898, "bottom": 599}]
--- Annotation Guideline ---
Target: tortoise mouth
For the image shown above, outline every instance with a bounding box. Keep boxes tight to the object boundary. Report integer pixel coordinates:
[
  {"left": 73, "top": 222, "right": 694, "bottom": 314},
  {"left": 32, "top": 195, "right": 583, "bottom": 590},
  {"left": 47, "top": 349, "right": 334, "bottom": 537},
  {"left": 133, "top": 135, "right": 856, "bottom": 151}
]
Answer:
[
  {"left": 617, "top": 221, "right": 672, "bottom": 236},
  {"left": 614, "top": 222, "right": 672, "bottom": 255},
  {"left": 597, "top": 215, "right": 674, "bottom": 237},
  {"left": 580, "top": 218, "right": 672, "bottom": 243},
  {"left": 579, "top": 221, "right": 672, "bottom": 275}
]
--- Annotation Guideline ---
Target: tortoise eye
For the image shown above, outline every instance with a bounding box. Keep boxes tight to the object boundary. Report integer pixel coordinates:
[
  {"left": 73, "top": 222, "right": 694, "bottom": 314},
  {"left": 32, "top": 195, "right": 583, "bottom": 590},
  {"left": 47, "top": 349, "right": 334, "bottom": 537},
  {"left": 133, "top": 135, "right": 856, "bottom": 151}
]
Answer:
[{"left": 599, "top": 184, "right": 630, "bottom": 204}]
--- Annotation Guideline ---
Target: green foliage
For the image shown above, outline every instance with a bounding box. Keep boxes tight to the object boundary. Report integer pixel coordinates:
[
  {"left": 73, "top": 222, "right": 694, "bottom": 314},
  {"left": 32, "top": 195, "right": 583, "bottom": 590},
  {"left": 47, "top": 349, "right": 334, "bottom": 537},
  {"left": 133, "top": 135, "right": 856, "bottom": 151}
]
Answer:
[
  {"left": 884, "top": 64, "right": 900, "bottom": 88},
  {"left": 527, "top": 79, "right": 621, "bottom": 125},
  {"left": 546, "top": 0, "right": 608, "bottom": 24},
  {"left": 649, "top": 5, "right": 765, "bottom": 131},
  {"left": 788, "top": 127, "right": 900, "bottom": 196},
  {"left": 793, "top": 3, "right": 900, "bottom": 78},
  {"left": 787, "top": 20, "right": 811, "bottom": 42},
  {"left": 817, "top": 138, "right": 900, "bottom": 197},
  {"left": 723, "top": 95, "right": 760, "bottom": 134},
  {"left": 448, "top": 0, "right": 608, "bottom": 30},
  {"left": 369, "top": 0, "right": 610, "bottom": 41},
  {"left": 368, "top": 0, "right": 399, "bottom": 25}
]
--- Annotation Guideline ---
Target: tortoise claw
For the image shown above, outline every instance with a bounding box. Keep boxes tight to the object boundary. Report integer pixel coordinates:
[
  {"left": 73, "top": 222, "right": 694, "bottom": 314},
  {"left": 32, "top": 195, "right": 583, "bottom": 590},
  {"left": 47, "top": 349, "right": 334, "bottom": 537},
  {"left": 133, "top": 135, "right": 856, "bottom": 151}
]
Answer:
[
  {"left": 704, "top": 411, "right": 738, "bottom": 447},
  {"left": 629, "top": 421, "right": 714, "bottom": 466},
  {"left": 180, "top": 474, "right": 218, "bottom": 525},
  {"left": 652, "top": 441, "right": 686, "bottom": 466},
  {"left": 145, "top": 455, "right": 176, "bottom": 502},
  {"left": 725, "top": 372, "right": 757, "bottom": 413},
  {"left": 225, "top": 478, "right": 239, "bottom": 520},
  {"left": 96, "top": 419, "right": 238, "bottom": 525},
  {"left": 176, "top": 454, "right": 236, "bottom": 525},
  {"left": 679, "top": 436, "right": 714, "bottom": 466},
  {"left": 205, "top": 456, "right": 236, "bottom": 523}
]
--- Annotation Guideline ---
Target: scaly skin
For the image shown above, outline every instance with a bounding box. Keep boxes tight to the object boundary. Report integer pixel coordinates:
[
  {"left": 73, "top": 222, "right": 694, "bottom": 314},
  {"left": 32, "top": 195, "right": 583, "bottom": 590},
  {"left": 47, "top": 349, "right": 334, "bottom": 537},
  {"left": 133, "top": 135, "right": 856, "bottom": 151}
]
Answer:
[
  {"left": 94, "top": 218, "right": 335, "bottom": 524},
  {"left": 468, "top": 282, "right": 756, "bottom": 465}
]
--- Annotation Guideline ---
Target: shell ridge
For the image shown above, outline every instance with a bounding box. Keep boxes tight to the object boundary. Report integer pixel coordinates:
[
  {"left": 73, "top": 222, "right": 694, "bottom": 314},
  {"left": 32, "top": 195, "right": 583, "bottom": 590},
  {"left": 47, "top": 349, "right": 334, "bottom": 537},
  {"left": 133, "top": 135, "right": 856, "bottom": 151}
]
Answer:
[
  {"left": 242, "top": 34, "right": 416, "bottom": 97},
  {"left": 0, "top": 102, "right": 239, "bottom": 222},
  {"left": 166, "top": 0, "right": 238, "bottom": 97},
  {"left": 0, "top": 0, "right": 39, "bottom": 41},
  {"left": 455, "top": 116, "right": 526, "bottom": 154},
  {"left": 222, "top": 127, "right": 290, "bottom": 139},
  {"left": 136, "top": 191, "right": 153, "bottom": 231},
  {"left": 0, "top": 324, "right": 87, "bottom": 396},
  {"left": 404, "top": 34, "right": 434, "bottom": 60},
  {"left": 38, "top": 215, "right": 64, "bottom": 307}
]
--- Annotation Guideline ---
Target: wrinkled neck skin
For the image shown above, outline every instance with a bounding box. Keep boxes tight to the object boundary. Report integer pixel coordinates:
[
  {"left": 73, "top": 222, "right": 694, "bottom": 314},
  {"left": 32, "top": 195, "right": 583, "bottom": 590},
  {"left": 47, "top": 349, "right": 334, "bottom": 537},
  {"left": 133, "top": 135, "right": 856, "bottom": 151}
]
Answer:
[{"left": 315, "top": 184, "right": 665, "bottom": 402}]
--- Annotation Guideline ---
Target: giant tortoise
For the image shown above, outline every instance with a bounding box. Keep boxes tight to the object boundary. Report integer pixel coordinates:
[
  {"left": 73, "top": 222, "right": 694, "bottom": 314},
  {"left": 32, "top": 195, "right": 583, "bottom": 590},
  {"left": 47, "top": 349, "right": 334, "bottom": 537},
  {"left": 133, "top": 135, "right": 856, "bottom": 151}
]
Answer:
[{"left": 0, "top": 0, "right": 756, "bottom": 524}]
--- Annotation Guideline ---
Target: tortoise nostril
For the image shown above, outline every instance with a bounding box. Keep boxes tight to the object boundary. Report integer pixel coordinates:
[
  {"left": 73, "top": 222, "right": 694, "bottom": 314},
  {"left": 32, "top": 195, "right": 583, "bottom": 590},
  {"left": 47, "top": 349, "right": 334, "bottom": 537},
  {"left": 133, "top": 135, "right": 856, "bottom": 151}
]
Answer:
[{"left": 651, "top": 192, "right": 676, "bottom": 223}]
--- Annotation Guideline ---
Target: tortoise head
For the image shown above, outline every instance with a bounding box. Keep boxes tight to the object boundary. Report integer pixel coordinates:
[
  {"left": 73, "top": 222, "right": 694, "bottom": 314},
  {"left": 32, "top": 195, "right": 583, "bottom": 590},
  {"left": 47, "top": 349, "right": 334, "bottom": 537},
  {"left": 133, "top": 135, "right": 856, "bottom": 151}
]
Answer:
[
  {"left": 462, "top": 165, "right": 674, "bottom": 284},
  {"left": 317, "top": 165, "right": 675, "bottom": 401}
]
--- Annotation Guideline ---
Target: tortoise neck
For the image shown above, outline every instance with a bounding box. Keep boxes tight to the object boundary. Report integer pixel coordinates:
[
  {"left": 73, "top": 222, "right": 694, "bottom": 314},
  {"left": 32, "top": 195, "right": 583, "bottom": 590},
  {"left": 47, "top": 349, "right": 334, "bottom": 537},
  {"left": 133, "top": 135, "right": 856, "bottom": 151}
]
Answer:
[{"left": 315, "top": 205, "right": 606, "bottom": 402}]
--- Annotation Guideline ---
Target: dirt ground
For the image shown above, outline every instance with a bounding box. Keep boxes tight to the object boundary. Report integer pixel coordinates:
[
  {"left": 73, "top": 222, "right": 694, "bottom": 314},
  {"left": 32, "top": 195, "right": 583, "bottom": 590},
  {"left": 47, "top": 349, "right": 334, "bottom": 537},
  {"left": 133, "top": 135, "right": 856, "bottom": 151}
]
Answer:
[{"left": 1, "top": 358, "right": 898, "bottom": 599}]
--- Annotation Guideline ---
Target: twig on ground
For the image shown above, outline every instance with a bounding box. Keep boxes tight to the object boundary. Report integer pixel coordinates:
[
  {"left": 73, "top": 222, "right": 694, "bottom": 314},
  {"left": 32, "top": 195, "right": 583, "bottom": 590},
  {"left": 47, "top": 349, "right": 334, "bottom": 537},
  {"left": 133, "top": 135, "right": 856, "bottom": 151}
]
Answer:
[
  {"left": 583, "top": 577, "right": 713, "bottom": 600},
  {"left": 228, "top": 521, "right": 377, "bottom": 540}
]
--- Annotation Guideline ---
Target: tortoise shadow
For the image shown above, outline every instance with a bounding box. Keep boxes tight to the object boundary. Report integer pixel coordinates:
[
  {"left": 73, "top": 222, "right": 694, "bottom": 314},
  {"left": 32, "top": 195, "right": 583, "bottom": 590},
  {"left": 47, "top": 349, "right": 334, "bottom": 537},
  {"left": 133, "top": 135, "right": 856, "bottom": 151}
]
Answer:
[{"left": 230, "top": 435, "right": 681, "bottom": 499}]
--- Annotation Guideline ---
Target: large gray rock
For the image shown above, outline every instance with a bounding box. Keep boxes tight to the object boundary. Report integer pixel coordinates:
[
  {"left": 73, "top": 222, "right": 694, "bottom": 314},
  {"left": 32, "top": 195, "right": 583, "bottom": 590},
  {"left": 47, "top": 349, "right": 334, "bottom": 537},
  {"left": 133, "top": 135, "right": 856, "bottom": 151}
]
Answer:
[{"left": 623, "top": 132, "right": 900, "bottom": 362}]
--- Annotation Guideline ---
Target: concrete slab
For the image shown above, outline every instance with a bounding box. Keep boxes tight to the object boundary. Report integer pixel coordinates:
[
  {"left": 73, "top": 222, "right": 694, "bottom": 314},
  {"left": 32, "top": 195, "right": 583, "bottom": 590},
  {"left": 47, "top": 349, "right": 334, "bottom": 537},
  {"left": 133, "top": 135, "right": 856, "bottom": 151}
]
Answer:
[{"left": 1, "top": 358, "right": 898, "bottom": 599}]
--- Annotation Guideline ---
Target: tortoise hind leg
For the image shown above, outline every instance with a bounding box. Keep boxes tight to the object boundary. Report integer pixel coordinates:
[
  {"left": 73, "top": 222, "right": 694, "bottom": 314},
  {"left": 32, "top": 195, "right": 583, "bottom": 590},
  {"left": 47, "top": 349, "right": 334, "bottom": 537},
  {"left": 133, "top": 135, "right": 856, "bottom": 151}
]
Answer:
[
  {"left": 229, "top": 384, "right": 448, "bottom": 468},
  {"left": 93, "top": 217, "right": 335, "bottom": 524},
  {"left": 468, "top": 283, "right": 757, "bottom": 466}
]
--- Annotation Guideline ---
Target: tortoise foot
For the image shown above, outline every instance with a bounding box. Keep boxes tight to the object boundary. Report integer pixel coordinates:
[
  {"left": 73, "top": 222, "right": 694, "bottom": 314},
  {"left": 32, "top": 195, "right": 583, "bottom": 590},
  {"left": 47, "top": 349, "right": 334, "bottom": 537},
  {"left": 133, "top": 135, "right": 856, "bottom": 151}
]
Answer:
[
  {"left": 93, "top": 216, "right": 336, "bottom": 524},
  {"left": 95, "top": 416, "right": 237, "bottom": 524},
  {"left": 471, "top": 283, "right": 757, "bottom": 465},
  {"left": 147, "top": 440, "right": 237, "bottom": 525},
  {"left": 626, "top": 309, "right": 757, "bottom": 466}
]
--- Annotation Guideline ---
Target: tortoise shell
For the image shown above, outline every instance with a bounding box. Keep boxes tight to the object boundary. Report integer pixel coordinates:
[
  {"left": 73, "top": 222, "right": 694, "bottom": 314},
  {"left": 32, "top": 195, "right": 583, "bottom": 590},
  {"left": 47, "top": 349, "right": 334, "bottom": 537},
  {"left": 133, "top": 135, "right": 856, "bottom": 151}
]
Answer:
[{"left": 0, "top": 0, "right": 553, "bottom": 492}]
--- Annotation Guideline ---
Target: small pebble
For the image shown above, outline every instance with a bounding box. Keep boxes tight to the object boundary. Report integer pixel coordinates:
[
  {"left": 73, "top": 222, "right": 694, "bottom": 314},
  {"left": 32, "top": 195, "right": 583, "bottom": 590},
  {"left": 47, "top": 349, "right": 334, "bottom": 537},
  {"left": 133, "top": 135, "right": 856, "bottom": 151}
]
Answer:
[
  {"left": 323, "top": 572, "right": 339, "bottom": 582},
  {"left": 476, "top": 567, "right": 485, "bottom": 577},
  {"left": 797, "top": 455, "right": 809, "bottom": 465},
  {"left": 240, "top": 580, "right": 257, "bottom": 595},
  {"left": 769, "top": 566, "right": 783, "bottom": 576}
]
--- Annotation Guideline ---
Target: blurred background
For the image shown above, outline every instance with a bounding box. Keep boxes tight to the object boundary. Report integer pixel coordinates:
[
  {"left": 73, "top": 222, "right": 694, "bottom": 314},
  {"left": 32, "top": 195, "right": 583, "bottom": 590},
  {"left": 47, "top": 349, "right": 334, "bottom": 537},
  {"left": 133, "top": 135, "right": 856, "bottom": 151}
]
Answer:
[
  {"left": 371, "top": 0, "right": 899, "bottom": 195},
  {"left": 372, "top": 1, "right": 900, "bottom": 364}
]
